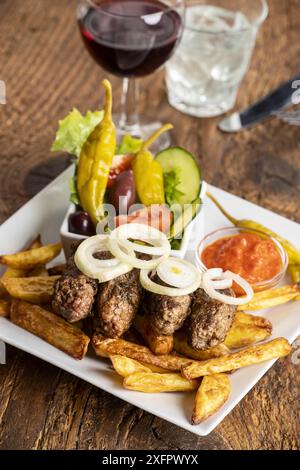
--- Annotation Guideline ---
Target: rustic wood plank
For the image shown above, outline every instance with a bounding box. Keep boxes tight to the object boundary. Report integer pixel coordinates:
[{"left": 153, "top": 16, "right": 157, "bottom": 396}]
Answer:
[{"left": 0, "top": 0, "right": 299, "bottom": 450}]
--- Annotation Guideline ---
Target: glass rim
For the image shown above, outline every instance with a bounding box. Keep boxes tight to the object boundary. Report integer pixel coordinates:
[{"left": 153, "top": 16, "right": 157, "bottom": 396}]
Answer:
[
  {"left": 83, "top": 0, "right": 184, "bottom": 18},
  {"left": 184, "top": 0, "right": 269, "bottom": 35}
]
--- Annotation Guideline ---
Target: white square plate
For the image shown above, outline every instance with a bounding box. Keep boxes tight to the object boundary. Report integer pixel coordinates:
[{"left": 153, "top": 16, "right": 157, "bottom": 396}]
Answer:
[{"left": 0, "top": 167, "right": 299, "bottom": 437}]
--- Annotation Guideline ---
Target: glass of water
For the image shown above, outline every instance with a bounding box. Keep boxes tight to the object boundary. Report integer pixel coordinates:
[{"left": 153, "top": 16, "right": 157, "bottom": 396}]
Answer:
[{"left": 166, "top": 0, "right": 268, "bottom": 117}]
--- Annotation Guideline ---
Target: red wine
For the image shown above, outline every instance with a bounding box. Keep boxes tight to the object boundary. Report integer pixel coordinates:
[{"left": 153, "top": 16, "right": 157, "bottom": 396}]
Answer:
[{"left": 78, "top": 0, "right": 182, "bottom": 77}]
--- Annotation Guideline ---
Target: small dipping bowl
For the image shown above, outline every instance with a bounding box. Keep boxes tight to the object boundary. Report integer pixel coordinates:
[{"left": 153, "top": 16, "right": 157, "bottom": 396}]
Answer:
[{"left": 195, "top": 226, "right": 288, "bottom": 292}]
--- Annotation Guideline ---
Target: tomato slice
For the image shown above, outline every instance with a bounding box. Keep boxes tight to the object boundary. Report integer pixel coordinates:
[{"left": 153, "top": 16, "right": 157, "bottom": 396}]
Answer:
[
  {"left": 107, "top": 154, "right": 134, "bottom": 188},
  {"left": 115, "top": 205, "right": 172, "bottom": 233}
]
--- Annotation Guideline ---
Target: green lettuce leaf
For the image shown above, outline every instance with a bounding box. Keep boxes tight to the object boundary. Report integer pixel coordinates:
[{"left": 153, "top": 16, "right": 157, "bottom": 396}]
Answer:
[
  {"left": 51, "top": 108, "right": 104, "bottom": 157},
  {"left": 116, "top": 134, "right": 143, "bottom": 155},
  {"left": 164, "top": 169, "right": 184, "bottom": 206},
  {"left": 68, "top": 176, "right": 80, "bottom": 206},
  {"left": 170, "top": 238, "right": 182, "bottom": 250}
]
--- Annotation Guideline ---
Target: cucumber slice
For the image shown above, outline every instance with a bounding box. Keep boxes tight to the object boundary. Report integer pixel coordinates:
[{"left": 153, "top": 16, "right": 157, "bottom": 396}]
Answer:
[
  {"left": 156, "top": 147, "right": 201, "bottom": 206},
  {"left": 170, "top": 198, "right": 201, "bottom": 241}
]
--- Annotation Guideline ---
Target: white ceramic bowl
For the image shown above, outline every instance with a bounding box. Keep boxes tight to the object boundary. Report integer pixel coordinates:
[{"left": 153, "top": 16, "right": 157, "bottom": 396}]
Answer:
[{"left": 60, "top": 182, "right": 207, "bottom": 259}]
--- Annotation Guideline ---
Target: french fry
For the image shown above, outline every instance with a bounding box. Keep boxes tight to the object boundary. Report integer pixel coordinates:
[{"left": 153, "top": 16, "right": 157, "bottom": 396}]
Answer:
[
  {"left": 182, "top": 338, "right": 292, "bottom": 379},
  {"left": 1, "top": 276, "right": 60, "bottom": 303},
  {"left": 10, "top": 300, "right": 90, "bottom": 359},
  {"left": 0, "top": 235, "right": 43, "bottom": 297},
  {"left": 174, "top": 330, "right": 230, "bottom": 360},
  {"left": 124, "top": 372, "right": 198, "bottom": 393},
  {"left": 2, "top": 235, "right": 43, "bottom": 280},
  {"left": 28, "top": 235, "right": 43, "bottom": 250},
  {"left": 2, "top": 267, "right": 27, "bottom": 281},
  {"left": 0, "top": 299, "right": 11, "bottom": 317},
  {"left": 0, "top": 281, "right": 7, "bottom": 298},
  {"left": 139, "top": 363, "right": 170, "bottom": 373},
  {"left": 238, "top": 284, "right": 300, "bottom": 311},
  {"left": 110, "top": 355, "right": 152, "bottom": 377},
  {"left": 29, "top": 266, "right": 49, "bottom": 277},
  {"left": 122, "top": 329, "right": 171, "bottom": 372},
  {"left": 32, "top": 236, "right": 44, "bottom": 250},
  {"left": 110, "top": 355, "right": 170, "bottom": 376},
  {"left": 92, "top": 334, "right": 195, "bottom": 371},
  {"left": 225, "top": 325, "right": 272, "bottom": 349},
  {"left": 27, "top": 236, "right": 48, "bottom": 277},
  {"left": 134, "top": 315, "right": 173, "bottom": 355},
  {"left": 233, "top": 312, "right": 271, "bottom": 327},
  {"left": 1, "top": 265, "right": 26, "bottom": 297},
  {"left": 224, "top": 313, "right": 272, "bottom": 349},
  {"left": 192, "top": 374, "right": 231, "bottom": 425},
  {"left": 0, "top": 243, "right": 62, "bottom": 270}
]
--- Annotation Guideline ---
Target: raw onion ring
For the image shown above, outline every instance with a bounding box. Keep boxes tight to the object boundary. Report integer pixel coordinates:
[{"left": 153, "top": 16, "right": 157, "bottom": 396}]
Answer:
[
  {"left": 156, "top": 258, "right": 201, "bottom": 289},
  {"left": 74, "top": 235, "right": 134, "bottom": 283},
  {"left": 202, "top": 269, "right": 253, "bottom": 305},
  {"left": 140, "top": 259, "right": 201, "bottom": 297},
  {"left": 108, "top": 223, "right": 170, "bottom": 269}
]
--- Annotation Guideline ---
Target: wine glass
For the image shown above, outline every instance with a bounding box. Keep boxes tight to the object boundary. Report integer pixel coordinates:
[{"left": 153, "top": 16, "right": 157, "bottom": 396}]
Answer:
[{"left": 77, "top": 0, "right": 185, "bottom": 147}]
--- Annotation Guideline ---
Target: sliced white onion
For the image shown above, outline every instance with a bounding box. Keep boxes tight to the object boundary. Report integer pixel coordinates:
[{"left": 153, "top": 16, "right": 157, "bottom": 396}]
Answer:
[
  {"left": 157, "top": 258, "right": 201, "bottom": 289},
  {"left": 74, "top": 235, "right": 134, "bottom": 283},
  {"left": 200, "top": 268, "right": 233, "bottom": 290},
  {"left": 204, "top": 268, "right": 223, "bottom": 278},
  {"left": 202, "top": 269, "right": 253, "bottom": 306},
  {"left": 224, "top": 270, "right": 254, "bottom": 300},
  {"left": 108, "top": 223, "right": 171, "bottom": 269},
  {"left": 120, "top": 237, "right": 167, "bottom": 256},
  {"left": 201, "top": 268, "right": 233, "bottom": 291},
  {"left": 74, "top": 235, "right": 116, "bottom": 267},
  {"left": 140, "top": 265, "right": 201, "bottom": 298},
  {"left": 210, "top": 278, "right": 233, "bottom": 290}
]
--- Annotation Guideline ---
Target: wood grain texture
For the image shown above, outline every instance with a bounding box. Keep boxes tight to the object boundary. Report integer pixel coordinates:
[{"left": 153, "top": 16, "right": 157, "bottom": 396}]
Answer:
[{"left": 0, "top": 0, "right": 300, "bottom": 450}]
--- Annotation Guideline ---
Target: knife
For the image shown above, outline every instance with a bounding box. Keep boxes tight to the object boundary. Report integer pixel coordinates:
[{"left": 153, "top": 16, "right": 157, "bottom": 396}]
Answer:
[{"left": 218, "top": 75, "right": 300, "bottom": 133}]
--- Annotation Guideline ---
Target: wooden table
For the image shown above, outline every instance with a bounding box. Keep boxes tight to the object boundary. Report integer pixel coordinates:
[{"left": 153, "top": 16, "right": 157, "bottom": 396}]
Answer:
[{"left": 0, "top": 0, "right": 299, "bottom": 450}]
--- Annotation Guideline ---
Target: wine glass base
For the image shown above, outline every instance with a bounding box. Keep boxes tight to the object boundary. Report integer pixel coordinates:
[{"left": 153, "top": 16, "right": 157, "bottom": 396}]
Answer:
[{"left": 114, "top": 115, "right": 172, "bottom": 153}]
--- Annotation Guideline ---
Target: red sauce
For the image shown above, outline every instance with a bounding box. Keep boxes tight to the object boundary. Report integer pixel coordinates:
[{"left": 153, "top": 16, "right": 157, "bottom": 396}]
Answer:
[{"left": 201, "top": 233, "right": 282, "bottom": 294}]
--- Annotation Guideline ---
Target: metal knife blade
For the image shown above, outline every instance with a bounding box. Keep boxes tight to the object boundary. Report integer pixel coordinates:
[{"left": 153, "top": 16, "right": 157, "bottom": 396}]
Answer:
[{"left": 219, "top": 75, "right": 300, "bottom": 132}]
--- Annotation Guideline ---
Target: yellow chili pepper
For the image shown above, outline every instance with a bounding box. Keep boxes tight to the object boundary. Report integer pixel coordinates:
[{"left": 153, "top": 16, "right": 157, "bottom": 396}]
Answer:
[
  {"left": 288, "top": 264, "right": 300, "bottom": 282},
  {"left": 288, "top": 266, "right": 300, "bottom": 299},
  {"left": 133, "top": 124, "right": 173, "bottom": 206},
  {"left": 77, "top": 79, "right": 116, "bottom": 224},
  {"left": 207, "top": 192, "right": 300, "bottom": 265}
]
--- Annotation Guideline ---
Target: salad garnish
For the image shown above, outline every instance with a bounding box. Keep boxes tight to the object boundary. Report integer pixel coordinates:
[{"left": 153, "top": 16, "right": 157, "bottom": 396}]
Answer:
[
  {"left": 51, "top": 108, "right": 104, "bottom": 157},
  {"left": 77, "top": 79, "right": 116, "bottom": 224},
  {"left": 51, "top": 79, "right": 202, "bottom": 248}
]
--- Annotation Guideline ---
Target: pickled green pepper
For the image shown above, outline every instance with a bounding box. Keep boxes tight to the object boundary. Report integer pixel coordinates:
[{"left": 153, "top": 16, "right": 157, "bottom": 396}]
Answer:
[
  {"left": 288, "top": 265, "right": 300, "bottom": 299},
  {"left": 133, "top": 124, "right": 173, "bottom": 206},
  {"left": 77, "top": 79, "right": 116, "bottom": 224},
  {"left": 207, "top": 192, "right": 300, "bottom": 265},
  {"left": 288, "top": 265, "right": 300, "bottom": 283}
]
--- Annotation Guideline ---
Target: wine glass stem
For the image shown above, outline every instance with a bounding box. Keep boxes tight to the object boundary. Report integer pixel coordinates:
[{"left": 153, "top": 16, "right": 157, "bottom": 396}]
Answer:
[{"left": 119, "top": 78, "right": 141, "bottom": 136}]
